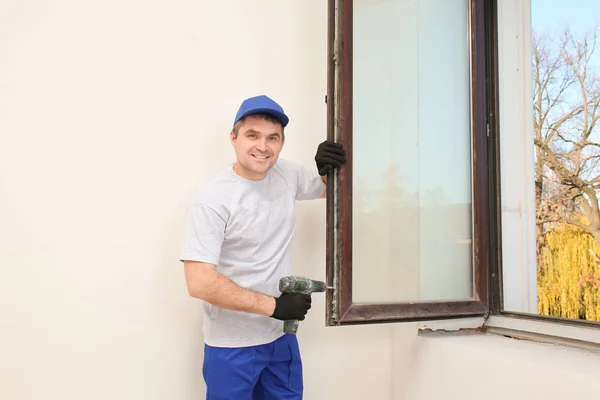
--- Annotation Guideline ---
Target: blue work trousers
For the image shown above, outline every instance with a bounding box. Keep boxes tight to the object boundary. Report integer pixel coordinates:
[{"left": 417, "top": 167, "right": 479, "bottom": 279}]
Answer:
[{"left": 202, "top": 333, "right": 303, "bottom": 399}]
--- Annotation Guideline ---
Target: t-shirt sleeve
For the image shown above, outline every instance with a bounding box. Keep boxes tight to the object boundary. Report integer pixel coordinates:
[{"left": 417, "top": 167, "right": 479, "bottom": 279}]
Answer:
[
  {"left": 179, "top": 203, "right": 226, "bottom": 265},
  {"left": 294, "top": 162, "right": 326, "bottom": 201}
]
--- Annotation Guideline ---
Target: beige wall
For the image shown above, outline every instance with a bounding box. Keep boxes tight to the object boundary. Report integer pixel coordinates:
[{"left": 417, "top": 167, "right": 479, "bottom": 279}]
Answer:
[
  {"left": 2, "top": 1, "right": 600, "bottom": 399},
  {"left": 392, "top": 329, "right": 600, "bottom": 400},
  {"left": 0, "top": 1, "right": 392, "bottom": 398}
]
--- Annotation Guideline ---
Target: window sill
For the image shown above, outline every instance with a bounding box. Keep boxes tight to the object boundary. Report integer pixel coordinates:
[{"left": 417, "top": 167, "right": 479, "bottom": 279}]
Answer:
[
  {"left": 484, "top": 315, "right": 600, "bottom": 351},
  {"left": 417, "top": 317, "right": 486, "bottom": 333}
]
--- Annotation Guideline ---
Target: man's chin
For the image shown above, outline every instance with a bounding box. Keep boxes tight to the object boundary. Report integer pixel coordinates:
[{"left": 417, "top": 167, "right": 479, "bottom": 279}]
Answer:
[
  {"left": 240, "top": 161, "right": 271, "bottom": 176},
  {"left": 252, "top": 158, "right": 276, "bottom": 168},
  {"left": 252, "top": 164, "right": 273, "bottom": 174}
]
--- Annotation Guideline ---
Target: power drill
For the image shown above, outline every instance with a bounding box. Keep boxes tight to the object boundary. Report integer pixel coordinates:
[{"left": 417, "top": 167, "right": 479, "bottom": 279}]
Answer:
[{"left": 278, "top": 276, "right": 327, "bottom": 334}]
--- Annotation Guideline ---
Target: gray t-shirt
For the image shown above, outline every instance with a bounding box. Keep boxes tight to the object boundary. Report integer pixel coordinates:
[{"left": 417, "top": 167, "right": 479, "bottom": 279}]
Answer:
[{"left": 179, "top": 158, "right": 326, "bottom": 347}]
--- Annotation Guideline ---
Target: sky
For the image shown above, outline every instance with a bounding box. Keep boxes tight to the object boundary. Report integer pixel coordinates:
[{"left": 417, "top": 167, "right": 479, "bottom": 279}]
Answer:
[
  {"left": 532, "top": 0, "right": 600, "bottom": 68},
  {"left": 532, "top": 0, "right": 600, "bottom": 35}
]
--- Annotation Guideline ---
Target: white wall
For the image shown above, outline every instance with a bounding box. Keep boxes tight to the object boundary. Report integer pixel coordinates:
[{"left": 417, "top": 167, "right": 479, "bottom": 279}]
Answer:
[
  {"left": 0, "top": 1, "right": 392, "bottom": 399},
  {"left": 2, "top": 1, "right": 600, "bottom": 400},
  {"left": 392, "top": 329, "right": 600, "bottom": 400}
]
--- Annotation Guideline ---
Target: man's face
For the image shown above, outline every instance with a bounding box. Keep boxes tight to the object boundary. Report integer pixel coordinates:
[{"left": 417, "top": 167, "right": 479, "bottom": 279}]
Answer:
[{"left": 230, "top": 115, "right": 285, "bottom": 180}]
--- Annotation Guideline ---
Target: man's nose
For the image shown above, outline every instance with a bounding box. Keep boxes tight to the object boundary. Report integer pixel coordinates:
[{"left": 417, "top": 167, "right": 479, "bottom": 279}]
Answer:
[{"left": 256, "top": 139, "right": 268, "bottom": 151}]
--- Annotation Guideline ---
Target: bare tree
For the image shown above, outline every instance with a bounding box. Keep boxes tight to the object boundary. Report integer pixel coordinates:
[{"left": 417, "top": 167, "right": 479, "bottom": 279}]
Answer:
[{"left": 533, "top": 27, "right": 600, "bottom": 246}]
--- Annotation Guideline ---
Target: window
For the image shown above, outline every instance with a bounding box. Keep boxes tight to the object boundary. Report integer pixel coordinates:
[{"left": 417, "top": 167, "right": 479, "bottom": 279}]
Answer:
[
  {"left": 495, "top": 0, "right": 600, "bottom": 328},
  {"left": 325, "top": 0, "right": 600, "bottom": 340},
  {"left": 325, "top": 0, "right": 493, "bottom": 325}
]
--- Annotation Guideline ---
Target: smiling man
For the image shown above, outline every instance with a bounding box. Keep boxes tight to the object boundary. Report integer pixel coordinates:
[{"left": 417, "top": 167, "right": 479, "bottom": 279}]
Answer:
[{"left": 179, "top": 95, "right": 346, "bottom": 399}]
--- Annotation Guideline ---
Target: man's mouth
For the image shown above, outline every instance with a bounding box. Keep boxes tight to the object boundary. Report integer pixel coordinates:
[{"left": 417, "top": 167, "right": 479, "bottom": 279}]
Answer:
[{"left": 252, "top": 155, "right": 269, "bottom": 159}]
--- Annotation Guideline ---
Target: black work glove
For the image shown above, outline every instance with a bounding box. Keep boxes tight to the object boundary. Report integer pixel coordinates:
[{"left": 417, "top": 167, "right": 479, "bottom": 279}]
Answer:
[
  {"left": 270, "top": 293, "right": 312, "bottom": 321},
  {"left": 314, "top": 140, "right": 347, "bottom": 176}
]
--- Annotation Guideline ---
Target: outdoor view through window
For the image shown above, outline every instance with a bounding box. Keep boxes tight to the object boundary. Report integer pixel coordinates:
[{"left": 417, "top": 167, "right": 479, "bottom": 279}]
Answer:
[{"left": 528, "top": 0, "right": 600, "bottom": 322}]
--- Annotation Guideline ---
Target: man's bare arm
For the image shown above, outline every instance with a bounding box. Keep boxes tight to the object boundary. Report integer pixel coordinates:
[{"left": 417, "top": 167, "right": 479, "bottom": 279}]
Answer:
[
  {"left": 183, "top": 260, "right": 276, "bottom": 316},
  {"left": 320, "top": 175, "right": 327, "bottom": 198}
]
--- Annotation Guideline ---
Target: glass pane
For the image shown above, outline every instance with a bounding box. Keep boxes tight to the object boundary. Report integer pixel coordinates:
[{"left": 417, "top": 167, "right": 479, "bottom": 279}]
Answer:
[
  {"left": 500, "top": 0, "right": 600, "bottom": 322},
  {"left": 352, "top": 0, "right": 473, "bottom": 303}
]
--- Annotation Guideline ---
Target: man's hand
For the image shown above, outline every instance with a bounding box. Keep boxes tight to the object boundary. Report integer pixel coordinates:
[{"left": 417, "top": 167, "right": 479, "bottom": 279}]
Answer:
[
  {"left": 314, "top": 140, "right": 347, "bottom": 176},
  {"left": 270, "top": 293, "right": 312, "bottom": 321}
]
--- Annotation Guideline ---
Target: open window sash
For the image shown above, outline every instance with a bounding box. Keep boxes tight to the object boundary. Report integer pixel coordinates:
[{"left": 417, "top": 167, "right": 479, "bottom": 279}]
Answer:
[{"left": 325, "top": 0, "right": 495, "bottom": 325}]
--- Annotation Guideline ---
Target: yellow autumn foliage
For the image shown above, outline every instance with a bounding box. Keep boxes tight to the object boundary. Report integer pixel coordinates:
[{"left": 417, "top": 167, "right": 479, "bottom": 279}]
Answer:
[{"left": 538, "top": 223, "right": 600, "bottom": 321}]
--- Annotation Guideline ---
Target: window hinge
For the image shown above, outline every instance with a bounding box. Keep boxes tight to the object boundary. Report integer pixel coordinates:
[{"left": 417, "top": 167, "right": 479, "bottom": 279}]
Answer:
[{"left": 486, "top": 123, "right": 490, "bottom": 138}]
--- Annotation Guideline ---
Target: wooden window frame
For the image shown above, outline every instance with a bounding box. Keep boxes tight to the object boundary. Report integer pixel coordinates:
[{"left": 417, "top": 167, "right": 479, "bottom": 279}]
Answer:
[
  {"left": 323, "top": 0, "right": 600, "bottom": 340},
  {"left": 325, "top": 0, "right": 496, "bottom": 325},
  {"left": 484, "top": 1, "right": 600, "bottom": 332}
]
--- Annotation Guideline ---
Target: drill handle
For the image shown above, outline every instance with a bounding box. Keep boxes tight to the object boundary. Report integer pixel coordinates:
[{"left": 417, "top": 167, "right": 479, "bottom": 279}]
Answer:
[
  {"left": 284, "top": 319, "right": 300, "bottom": 334},
  {"left": 283, "top": 290, "right": 310, "bottom": 334}
]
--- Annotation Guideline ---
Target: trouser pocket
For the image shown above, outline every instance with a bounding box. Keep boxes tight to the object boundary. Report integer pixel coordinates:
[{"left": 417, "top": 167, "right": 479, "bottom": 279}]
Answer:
[{"left": 286, "top": 335, "right": 304, "bottom": 392}]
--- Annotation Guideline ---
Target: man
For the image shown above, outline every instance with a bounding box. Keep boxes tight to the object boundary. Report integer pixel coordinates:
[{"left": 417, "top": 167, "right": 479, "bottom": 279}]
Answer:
[{"left": 179, "top": 94, "right": 346, "bottom": 399}]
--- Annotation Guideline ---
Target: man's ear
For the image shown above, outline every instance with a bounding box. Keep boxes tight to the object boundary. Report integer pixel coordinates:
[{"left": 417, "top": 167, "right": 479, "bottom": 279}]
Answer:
[{"left": 230, "top": 131, "right": 236, "bottom": 146}]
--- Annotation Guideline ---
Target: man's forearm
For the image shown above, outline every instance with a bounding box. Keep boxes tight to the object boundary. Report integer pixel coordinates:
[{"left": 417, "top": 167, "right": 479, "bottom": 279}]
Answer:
[
  {"left": 190, "top": 268, "right": 276, "bottom": 317},
  {"left": 319, "top": 175, "right": 328, "bottom": 198}
]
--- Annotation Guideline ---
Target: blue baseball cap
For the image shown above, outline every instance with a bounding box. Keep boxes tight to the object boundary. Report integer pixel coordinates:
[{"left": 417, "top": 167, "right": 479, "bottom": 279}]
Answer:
[{"left": 233, "top": 95, "right": 289, "bottom": 127}]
